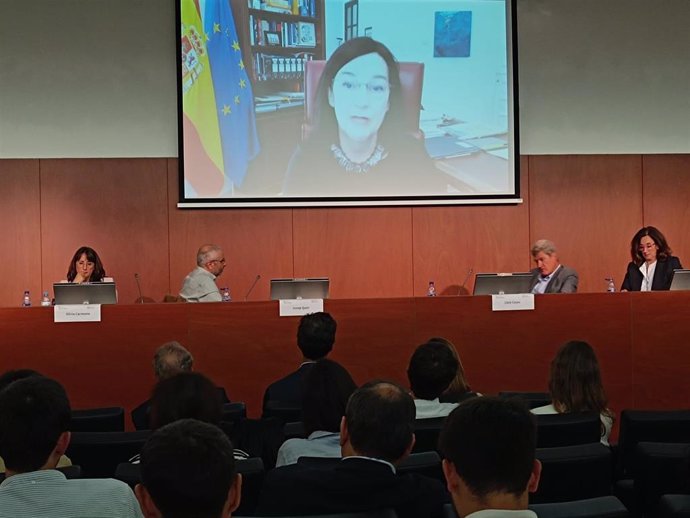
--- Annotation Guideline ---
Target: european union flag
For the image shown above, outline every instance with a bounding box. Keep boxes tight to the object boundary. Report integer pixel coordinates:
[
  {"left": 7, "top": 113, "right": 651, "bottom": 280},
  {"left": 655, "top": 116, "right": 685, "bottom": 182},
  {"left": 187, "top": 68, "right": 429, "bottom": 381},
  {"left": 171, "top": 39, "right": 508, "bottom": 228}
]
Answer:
[{"left": 204, "top": 0, "right": 260, "bottom": 192}]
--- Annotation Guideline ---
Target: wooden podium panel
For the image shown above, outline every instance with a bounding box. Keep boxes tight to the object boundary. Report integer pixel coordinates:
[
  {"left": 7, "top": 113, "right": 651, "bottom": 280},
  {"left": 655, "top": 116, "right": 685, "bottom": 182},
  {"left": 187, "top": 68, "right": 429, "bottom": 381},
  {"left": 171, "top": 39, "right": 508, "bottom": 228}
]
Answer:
[{"left": 0, "top": 293, "right": 687, "bottom": 430}]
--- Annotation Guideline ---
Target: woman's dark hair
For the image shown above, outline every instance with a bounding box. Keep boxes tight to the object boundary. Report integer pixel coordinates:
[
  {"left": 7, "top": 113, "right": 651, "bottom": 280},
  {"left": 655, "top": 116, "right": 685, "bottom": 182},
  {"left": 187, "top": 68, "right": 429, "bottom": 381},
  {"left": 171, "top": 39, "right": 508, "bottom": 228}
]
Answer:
[
  {"left": 309, "top": 37, "right": 406, "bottom": 148},
  {"left": 630, "top": 226, "right": 672, "bottom": 266},
  {"left": 549, "top": 341, "right": 613, "bottom": 423},
  {"left": 427, "top": 337, "right": 471, "bottom": 395},
  {"left": 149, "top": 372, "right": 222, "bottom": 430},
  {"left": 66, "top": 246, "right": 106, "bottom": 282},
  {"left": 302, "top": 359, "right": 357, "bottom": 435}
]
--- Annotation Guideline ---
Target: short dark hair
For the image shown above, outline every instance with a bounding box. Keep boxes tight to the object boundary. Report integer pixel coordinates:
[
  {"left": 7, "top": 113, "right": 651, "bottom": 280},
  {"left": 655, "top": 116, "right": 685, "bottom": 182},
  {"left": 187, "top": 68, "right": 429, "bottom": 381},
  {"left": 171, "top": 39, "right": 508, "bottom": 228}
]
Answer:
[
  {"left": 149, "top": 372, "right": 222, "bottom": 430},
  {"left": 0, "top": 376, "right": 71, "bottom": 473},
  {"left": 345, "top": 380, "right": 415, "bottom": 463},
  {"left": 407, "top": 341, "right": 459, "bottom": 400},
  {"left": 297, "top": 312, "right": 337, "bottom": 360},
  {"left": 0, "top": 369, "right": 42, "bottom": 391},
  {"left": 153, "top": 341, "right": 194, "bottom": 380},
  {"left": 140, "top": 419, "right": 236, "bottom": 518},
  {"left": 438, "top": 397, "right": 536, "bottom": 499},
  {"left": 302, "top": 359, "right": 357, "bottom": 435}
]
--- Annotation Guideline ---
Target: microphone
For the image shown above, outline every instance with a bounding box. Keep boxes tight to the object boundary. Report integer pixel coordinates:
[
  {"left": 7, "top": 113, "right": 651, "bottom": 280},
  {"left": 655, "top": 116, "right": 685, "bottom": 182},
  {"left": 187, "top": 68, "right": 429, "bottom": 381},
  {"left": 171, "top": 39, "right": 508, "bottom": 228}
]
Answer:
[
  {"left": 460, "top": 268, "right": 474, "bottom": 295},
  {"left": 244, "top": 274, "right": 261, "bottom": 301},
  {"left": 134, "top": 273, "right": 144, "bottom": 304}
]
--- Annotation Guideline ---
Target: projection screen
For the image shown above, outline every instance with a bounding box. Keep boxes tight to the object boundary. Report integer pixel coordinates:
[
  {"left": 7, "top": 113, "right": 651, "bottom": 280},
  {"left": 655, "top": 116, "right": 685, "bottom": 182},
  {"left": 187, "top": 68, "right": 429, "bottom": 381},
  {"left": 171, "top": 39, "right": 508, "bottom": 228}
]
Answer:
[{"left": 178, "top": 0, "right": 519, "bottom": 207}]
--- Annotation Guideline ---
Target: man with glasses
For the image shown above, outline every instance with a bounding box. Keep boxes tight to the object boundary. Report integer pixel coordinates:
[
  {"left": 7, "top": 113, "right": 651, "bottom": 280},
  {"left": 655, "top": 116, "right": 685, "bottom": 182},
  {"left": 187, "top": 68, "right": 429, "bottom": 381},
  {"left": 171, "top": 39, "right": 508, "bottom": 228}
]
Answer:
[{"left": 179, "top": 244, "right": 227, "bottom": 302}]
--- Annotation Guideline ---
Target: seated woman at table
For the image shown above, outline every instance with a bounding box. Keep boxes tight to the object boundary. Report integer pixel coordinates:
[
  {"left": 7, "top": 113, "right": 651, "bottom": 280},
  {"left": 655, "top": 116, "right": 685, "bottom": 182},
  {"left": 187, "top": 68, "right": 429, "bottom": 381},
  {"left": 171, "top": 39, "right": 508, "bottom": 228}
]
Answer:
[
  {"left": 66, "top": 246, "right": 107, "bottom": 283},
  {"left": 283, "top": 37, "right": 451, "bottom": 196},
  {"left": 621, "top": 226, "right": 682, "bottom": 291},
  {"left": 532, "top": 340, "right": 614, "bottom": 445},
  {"left": 276, "top": 359, "right": 357, "bottom": 467}
]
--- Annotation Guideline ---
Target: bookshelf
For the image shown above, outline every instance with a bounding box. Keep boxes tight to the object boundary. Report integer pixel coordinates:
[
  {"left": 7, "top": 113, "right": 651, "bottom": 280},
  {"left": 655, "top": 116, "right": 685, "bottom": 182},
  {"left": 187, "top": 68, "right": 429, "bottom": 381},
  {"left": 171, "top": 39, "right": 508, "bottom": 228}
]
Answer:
[{"left": 231, "top": 0, "right": 326, "bottom": 114}]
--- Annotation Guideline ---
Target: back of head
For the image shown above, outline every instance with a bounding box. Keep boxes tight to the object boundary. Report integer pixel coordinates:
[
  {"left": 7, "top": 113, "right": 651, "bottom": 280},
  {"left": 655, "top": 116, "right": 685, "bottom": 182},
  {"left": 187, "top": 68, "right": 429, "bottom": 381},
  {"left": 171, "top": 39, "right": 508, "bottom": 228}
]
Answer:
[
  {"left": 153, "top": 341, "right": 194, "bottom": 380},
  {"left": 0, "top": 376, "right": 71, "bottom": 473},
  {"left": 407, "top": 341, "right": 459, "bottom": 400},
  {"left": 297, "top": 312, "right": 337, "bottom": 360},
  {"left": 427, "top": 337, "right": 471, "bottom": 394},
  {"left": 302, "top": 359, "right": 357, "bottom": 435},
  {"left": 0, "top": 369, "right": 42, "bottom": 391},
  {"left": 139, "top": 419, "right": 236, "bottom": 518},
  {"left": 439, "top": 397, "right": 536, "bottom": 500},
  {"left": 149, "top": 372, "right": 222, "bottom": 430},
  {"left": 345, "top": 380, "right": 415, "bottom": 463},
  {"left": 549, "top": 340, "right": 609, "bottom": 414}
]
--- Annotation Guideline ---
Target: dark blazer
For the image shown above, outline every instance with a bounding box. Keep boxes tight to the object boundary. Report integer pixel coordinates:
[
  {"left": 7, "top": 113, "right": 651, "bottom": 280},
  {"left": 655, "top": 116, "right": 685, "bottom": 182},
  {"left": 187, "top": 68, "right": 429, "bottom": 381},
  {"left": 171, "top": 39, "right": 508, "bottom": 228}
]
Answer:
[
  {"left": 621, "top": 256, "right": 682, "bottom": 291},
  {"left": 256, "top": 457, "right": 448, "bottom": 518},
  {"left": 262, "top": 362, "right": 314, "bottom": 415},
  {"left": 528, "top": 265, "right": 579, "bottom": 293}
]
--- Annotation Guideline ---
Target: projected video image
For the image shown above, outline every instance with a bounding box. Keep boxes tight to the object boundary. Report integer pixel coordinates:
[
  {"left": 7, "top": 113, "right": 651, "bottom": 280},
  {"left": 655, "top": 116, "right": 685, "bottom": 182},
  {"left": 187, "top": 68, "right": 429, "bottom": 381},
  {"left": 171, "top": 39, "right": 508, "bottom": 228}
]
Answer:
[{"left": 179, "top": 0, "right": 516, "bottom": 205}]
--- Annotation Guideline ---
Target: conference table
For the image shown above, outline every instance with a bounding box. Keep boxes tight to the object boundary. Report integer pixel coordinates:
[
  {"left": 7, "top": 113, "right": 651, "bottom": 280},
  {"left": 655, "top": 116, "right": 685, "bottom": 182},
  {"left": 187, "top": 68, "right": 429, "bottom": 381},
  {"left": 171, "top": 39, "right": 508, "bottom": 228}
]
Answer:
[{"left": 2, "top": 292, "right": 689, "bottom": 431}]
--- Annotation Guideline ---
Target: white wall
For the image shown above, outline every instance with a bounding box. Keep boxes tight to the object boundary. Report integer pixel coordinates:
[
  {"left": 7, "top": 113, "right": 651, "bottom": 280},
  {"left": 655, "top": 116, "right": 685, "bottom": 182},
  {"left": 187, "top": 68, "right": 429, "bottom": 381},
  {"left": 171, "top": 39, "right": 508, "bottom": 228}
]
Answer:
[{"left": 1, "top": 0, "right": 688, "bottom": 157}]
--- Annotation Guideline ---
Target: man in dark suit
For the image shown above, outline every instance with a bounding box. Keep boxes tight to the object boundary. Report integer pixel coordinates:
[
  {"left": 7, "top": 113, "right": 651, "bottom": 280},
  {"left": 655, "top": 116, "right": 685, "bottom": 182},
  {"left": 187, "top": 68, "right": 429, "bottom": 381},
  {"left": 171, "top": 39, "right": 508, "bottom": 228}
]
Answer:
[
  {"left": 528, "top": 239, "right": 578, "bottom": 293},
  {"left": 439, "top": 397, "right": 541, "bottom": 518},
  {"left": 262, "top": 312, "right": 337, "bottom": 417},
  {"left": 256, "top": 381, "right": 448, "bottom": 518}
]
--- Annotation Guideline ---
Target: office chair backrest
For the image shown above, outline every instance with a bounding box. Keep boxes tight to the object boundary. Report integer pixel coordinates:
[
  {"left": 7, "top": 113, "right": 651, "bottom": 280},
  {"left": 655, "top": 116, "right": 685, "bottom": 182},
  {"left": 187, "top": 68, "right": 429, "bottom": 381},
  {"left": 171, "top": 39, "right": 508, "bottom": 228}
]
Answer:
[
  {"left": 412, "top": 416, "right": 446, "bottom": 453},
  {"left": 633, "top": 442, "right": 690, "bottom": 516},
  {"left": 658, "top": 495, "right": 690, "bottom": 518},
  {"left": 499, "top": 391, "right": 552, "bottom": 409},
  {"left": 529, "top": 496, "right": 630, "bottom": 518},
  {"left": 71, "top": 406, "right": 125, "bottom": 432},
  {"left": 536, "top": 412, "right": 602, "bottom": 448},
  {"left": 66, "top": 430, "right": 151, "bottom": 478}
]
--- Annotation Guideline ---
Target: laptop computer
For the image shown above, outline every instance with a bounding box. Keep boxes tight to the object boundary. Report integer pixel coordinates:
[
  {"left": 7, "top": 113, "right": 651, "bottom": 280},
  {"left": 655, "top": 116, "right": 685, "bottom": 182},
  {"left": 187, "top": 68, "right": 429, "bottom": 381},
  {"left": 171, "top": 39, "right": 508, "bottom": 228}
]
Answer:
[
  {"left": 53, "top": 282, "right": 118, "bottom": 305},
  {"left": 270, "top": 278, "right": 329, "bottom": 300},
  {"left": 670, "top": 269, "right": 690, "bottom": 291},
  {"left": 473, "top": 273, "right": 533, "bottom": 295}
]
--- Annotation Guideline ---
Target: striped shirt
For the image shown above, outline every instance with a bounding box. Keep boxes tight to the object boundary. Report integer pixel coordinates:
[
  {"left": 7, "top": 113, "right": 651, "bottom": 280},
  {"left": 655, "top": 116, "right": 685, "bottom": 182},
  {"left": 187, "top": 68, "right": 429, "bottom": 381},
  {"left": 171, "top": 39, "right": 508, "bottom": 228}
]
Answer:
[{"left": 0, "top": 469, "right": 143, "bottom": 518}]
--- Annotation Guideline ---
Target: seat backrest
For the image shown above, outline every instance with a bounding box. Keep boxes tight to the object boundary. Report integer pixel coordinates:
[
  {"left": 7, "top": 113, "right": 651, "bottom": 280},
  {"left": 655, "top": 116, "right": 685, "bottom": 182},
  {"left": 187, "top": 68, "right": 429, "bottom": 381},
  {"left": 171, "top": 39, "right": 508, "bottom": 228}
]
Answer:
[
  {"left": 66, "top": 430, "right": 151, "bottom": 478},
  {"left": 536, "top": 412, "right": 602, "bottom": 448},
  {"left": 263, "top": 401, "right": 302, "bottom": 423},
  {"left": 398, "top": 451, "right": 443, "bottom": 482},
  {"left": 222, "top": 402, "right": 247, "bottom": 422},
  {"left": 71, "top": 406, "right": 125, "bottom": 432},
  {"left": 532, "top": 443, "right": 613, "bottom": 504},
  {"left": 618, "top": 409, "right": 690, "bottom": 476},
  {"left": 658, "top": 495, "right": 690, "bottom": 518},
  {"left": 529, "top": 496, "right": 630, "bottom": 518},
  {"left": 283, "top": 421, "right": 307, "bottom": 440},
  {"left": 633, "top": 442, "right": 690, "bottom": 515},
  {"left": 303, "top": 60, "right": 424, "bottom": 139},
  {"left": 412, "top": 417, "right": 446, "bottom": 453}
]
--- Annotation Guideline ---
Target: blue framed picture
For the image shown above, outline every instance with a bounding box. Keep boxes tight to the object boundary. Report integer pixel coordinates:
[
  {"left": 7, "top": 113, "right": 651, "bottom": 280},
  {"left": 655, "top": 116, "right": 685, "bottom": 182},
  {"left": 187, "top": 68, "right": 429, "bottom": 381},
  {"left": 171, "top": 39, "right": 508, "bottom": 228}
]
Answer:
[{"left": 434, "top": 11, "right": 472, "bottom": 57}]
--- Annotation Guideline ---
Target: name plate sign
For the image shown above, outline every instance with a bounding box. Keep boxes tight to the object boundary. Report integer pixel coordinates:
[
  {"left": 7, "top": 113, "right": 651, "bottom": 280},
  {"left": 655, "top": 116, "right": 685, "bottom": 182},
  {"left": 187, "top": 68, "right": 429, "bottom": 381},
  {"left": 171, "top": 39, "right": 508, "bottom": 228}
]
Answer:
[
  {"left": 491, "top": 294, "right": 535, "bottom": 312},
  {"left": 54, "top": 304, "right": 102, "bottom": 323},
  {"left": 279, "top": 298, "right": 324, "bottom": 317}
]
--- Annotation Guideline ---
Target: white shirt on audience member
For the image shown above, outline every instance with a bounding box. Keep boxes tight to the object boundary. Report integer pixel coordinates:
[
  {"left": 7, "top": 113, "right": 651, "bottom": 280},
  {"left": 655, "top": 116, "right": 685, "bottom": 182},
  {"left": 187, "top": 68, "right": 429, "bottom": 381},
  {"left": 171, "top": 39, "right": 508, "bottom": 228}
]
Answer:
[
  {"left": 414, "top": 398, "right": 458, "bottom": 419},
  {"left": 276, "top": 431, "right": 342, "bottom": 467}
]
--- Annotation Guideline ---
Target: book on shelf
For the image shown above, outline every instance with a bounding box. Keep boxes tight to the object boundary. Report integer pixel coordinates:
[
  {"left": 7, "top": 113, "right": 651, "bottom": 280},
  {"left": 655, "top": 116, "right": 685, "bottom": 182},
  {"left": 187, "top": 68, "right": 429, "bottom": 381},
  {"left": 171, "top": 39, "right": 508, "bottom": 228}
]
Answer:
[
  {"left": 250, "top": 16, "right": 317, "bottom": 48},
  {"left": 248, "top": 0, "right": 316, "bottom": 17}
]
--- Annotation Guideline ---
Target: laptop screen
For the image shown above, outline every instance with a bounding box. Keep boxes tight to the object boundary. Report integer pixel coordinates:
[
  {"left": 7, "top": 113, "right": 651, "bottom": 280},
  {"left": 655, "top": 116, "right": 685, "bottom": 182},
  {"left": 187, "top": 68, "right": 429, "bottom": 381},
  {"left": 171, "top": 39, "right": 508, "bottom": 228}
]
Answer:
[
  {"left": 270, "top": 278, "right": 329, "bottom": 300},
  {"left": 473, "top": 273, "right": 532, "bottom": 295},
  {"left": 53, "top": 282, "right": 118, "bottom": 305}
]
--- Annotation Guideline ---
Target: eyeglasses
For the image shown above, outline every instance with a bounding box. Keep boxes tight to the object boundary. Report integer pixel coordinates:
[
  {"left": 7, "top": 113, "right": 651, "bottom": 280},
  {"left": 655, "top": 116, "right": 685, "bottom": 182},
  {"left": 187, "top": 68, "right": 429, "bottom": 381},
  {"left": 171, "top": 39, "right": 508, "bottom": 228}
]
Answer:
[
  {"left": 332, "top": 78, "right": 390, "bottom": 97},
  {"left": 209, "top": 258, "right": 226, "bottom": 265}
]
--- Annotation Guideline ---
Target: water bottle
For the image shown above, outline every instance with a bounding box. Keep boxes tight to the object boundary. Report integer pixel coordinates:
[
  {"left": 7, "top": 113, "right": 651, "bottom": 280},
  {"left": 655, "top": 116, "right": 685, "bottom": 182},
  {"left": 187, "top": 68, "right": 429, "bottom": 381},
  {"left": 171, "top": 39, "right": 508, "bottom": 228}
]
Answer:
[
  {"left": 605, "top": 278, "right": 616, "bottom": 293},
  {"left": 22, "top": 290, "right": 31, "bottom": 307},
  {"left": 221, "top": 287, "right": 231, "bottom": 302},
  {"left": 427, "top": 281, "right": 437, "bottom": 297},
  {"left": 41, "top": 290, "right": 51, "bottom": 307}
]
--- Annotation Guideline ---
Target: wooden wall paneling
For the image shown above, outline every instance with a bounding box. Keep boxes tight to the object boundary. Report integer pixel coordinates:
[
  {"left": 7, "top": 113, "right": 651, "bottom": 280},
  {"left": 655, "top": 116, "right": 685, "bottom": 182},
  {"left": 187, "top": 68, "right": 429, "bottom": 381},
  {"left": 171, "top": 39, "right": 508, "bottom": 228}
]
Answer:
[
  {"left": 529, "top": 155, "right": 643, "bottom": 293},
  {"left": 411, "top": 157, "right": 530, "bottom": 296},
  {"left": 631, "top": 291, "right": 690, "bottom": 409},
  {"left": 167, "top": 159, "right": 295, "bottom": 301},
  {"left": 39, "top": 158, "right": 170, "bottom": 304},
  {"left": 0, "top": 160, "right": 42, "bottom": 307},
  {"left": 641, "top": 154, "right": 690, "bottom": 266},
  {"left": 292, "top": 207, "right": 414, "bottom": 298}
]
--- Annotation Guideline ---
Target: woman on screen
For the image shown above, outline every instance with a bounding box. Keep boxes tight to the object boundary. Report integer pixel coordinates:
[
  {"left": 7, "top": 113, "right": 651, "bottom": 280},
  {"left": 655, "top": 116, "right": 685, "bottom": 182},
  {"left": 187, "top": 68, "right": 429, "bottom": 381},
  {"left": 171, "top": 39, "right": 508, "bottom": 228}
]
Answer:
[
  {"left": 283, "top": 37, "right": 450, "bottom": 196},
  {"left": 532, "top": 340, "right": 614, "bottom": 445},
  {"left": 621, "top": 226, "right": 682, "bottom": 291},
  {"left": 66, "top": 246, "right": 107, "bottom": 283}
]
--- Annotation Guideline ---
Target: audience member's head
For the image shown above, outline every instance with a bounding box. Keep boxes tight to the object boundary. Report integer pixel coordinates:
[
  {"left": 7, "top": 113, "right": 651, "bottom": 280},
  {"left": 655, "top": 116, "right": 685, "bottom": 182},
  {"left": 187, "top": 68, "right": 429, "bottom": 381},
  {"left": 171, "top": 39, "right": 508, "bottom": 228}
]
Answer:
[
  {"left": 149, "top": 372, "right": 222, "bottom": 430},
  {"left": 297, "top": 312, "right": 337, "bottom": 360},
  {"left": 153, "top": 341, "right": 194, "bottom": 380},
  {"left": 136, "top": 418, "right": 241, "bottom": 518},
  {"left": 439, "top": 397, "right": 540, "bottom": 517},
  {"left": 427, "top": 337, "right": 472, "bottom": 397},
  {"left": 0, "top": 369, "right": 42, "bottom": 391},
  {"left": 302, "top": 359, "right": 357, "bottom": 436},
  {"left": 341, "top": 380, "right": 415, "bottom": 464},
  {"left": 549, "top": 340, "right": 610, "bottom": 416},
  {"left": 407, "top": 341, "right": 459, "bottom": 400},
  {"left": 0, "top": 376, "right": 71, "bottom": 475}
]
